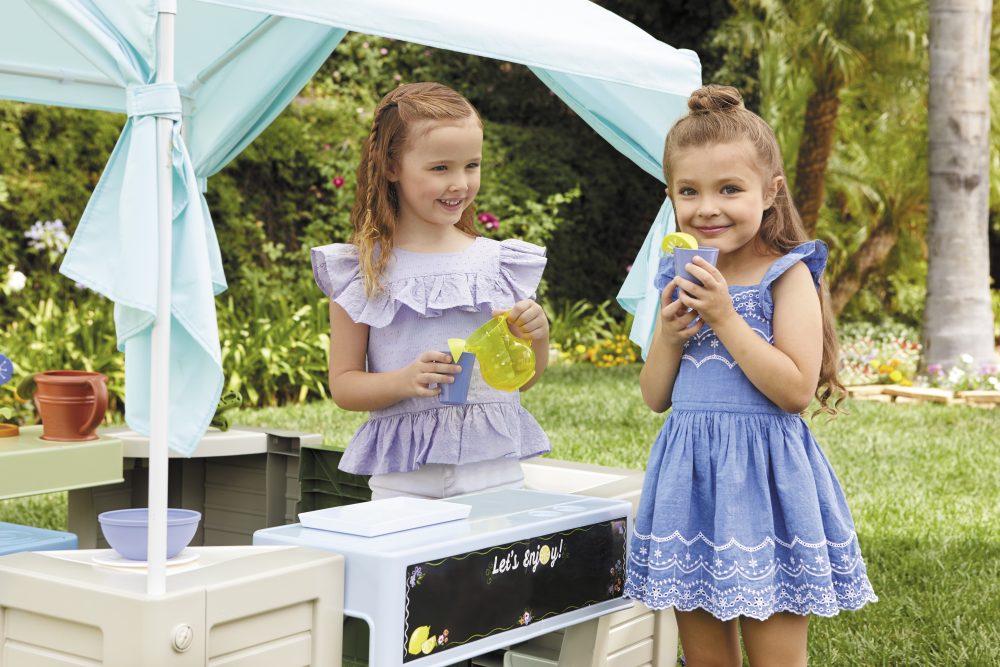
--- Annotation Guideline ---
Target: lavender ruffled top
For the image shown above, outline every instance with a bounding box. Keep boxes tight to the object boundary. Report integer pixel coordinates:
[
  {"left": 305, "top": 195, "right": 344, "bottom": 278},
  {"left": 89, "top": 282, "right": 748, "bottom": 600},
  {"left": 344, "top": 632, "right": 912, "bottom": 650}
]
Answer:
[{"left": 310, "top": 237, "right": 551, "bottom": 475}]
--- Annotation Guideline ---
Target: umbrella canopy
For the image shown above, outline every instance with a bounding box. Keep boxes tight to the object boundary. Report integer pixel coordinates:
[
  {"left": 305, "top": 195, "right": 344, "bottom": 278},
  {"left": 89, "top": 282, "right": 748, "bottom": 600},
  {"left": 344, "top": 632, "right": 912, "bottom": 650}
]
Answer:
[{"left": 2, "top": 0, "right": 697, "bottom": 455}]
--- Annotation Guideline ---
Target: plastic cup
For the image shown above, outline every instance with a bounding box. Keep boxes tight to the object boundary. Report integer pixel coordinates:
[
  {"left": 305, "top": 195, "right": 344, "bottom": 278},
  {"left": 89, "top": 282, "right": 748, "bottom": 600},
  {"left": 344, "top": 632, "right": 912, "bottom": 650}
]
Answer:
[
  {"left": 674, "top": 247, "right": 719, "bottom": 286},
  {"left": 439, "top": 351, "right": 476, "bottom": 405}
]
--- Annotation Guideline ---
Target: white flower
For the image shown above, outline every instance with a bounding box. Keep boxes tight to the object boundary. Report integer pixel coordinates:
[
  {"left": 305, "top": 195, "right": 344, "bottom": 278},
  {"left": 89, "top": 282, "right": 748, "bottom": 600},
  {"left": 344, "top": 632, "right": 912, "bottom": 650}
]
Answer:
[
  {"left": 5, "top": 266, "right": 26, "bottom": 292},
  {"left": 959, "top": 353, "right": 974, "bottom": 366}
]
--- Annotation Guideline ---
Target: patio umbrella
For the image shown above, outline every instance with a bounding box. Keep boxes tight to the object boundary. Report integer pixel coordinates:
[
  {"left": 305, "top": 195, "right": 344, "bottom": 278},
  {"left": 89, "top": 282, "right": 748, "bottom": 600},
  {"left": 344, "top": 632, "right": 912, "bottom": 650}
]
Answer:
[{"left": 1, "top": 0, "right": 698, "bottom": 594}]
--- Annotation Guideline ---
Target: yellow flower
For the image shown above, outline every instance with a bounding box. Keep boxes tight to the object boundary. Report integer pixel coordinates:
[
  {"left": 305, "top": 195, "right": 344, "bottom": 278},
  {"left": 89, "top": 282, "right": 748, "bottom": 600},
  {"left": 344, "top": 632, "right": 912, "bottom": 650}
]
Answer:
[
  {"left": 889, "top": 370, "right": 902, "bottom": 382},
  {"left": 574, "top": 344, "right": 586, "bottom": 354}
]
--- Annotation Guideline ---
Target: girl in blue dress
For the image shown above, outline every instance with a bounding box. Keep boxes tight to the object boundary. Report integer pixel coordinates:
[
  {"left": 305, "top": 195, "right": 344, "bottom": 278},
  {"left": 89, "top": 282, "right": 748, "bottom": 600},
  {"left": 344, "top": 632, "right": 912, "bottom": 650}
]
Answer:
[{"left": 624, "top": 85, "right": 877, "bottom": 665}]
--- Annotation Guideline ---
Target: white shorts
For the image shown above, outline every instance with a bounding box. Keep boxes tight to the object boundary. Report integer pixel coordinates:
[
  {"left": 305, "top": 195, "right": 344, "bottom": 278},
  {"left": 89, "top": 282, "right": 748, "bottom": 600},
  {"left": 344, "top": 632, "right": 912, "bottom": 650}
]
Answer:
[{"left": 368, "top": 458, "right": 525, "bottom": 500}]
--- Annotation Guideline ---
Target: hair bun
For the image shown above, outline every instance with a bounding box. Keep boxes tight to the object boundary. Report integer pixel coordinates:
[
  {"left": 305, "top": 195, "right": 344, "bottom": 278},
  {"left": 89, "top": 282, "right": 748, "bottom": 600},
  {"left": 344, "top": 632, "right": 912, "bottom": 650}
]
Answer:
[{"left": 688, "top": 85, "right": 744, "bottom": 114}]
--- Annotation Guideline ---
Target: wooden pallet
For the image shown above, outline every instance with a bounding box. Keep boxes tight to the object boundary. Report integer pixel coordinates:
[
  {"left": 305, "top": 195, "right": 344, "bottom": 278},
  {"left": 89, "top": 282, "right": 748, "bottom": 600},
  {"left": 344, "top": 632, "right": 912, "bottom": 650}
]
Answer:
[
  {"left": 845, "top": 385, "right": 999, "bottom": 408},
  {"left": 844, "top": 385, "right": 894, "bottom": 402},
  {"left": 882, "top": 385, "right": 956, "bottom": 404},
  {"left": 955, "top": 390, "right": 1000, "bottom": 407}
]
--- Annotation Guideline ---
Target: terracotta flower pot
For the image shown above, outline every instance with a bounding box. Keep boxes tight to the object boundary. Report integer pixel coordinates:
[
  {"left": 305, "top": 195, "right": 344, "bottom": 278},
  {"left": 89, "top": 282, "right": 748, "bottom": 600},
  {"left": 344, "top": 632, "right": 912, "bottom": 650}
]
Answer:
[
  {"left": 33, "top": 371, "right": 108, "bottom": 441},
  {"left": 0, "top": 423, "right": 18, "bottom": 438}
]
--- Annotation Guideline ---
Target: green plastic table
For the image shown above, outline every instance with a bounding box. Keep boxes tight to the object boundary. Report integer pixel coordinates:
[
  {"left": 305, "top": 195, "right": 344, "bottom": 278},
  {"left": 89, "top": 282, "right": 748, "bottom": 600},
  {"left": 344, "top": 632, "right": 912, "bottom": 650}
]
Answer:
[{"left": 0, "top": 425, "right": 123, "bottom": 500}]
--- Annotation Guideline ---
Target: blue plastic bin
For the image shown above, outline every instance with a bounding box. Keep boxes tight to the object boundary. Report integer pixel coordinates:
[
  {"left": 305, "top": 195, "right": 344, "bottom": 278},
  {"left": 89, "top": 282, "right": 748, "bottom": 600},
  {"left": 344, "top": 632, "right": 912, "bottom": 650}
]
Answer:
[{"left": 0, "top": 522, "right": 77, "bottom": 555}]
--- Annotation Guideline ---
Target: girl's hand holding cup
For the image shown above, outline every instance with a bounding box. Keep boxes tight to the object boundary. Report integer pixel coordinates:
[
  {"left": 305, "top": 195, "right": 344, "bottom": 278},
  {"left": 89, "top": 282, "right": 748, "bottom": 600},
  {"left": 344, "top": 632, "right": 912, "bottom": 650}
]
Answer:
[
  {"left": 659, "top": 278, "right": 704, "bottom": 344},
  {"left": 674, "top": 257, "right": 736, "bottom": 328},
  {"left": 402, "top": 350, "right": 463, "bottom": 398}
]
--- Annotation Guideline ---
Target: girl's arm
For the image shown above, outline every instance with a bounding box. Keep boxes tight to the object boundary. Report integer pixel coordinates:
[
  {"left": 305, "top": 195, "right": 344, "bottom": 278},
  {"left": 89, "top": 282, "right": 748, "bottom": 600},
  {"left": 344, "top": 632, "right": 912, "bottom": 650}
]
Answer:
[
  {"left": 498, "top": 299, "right": 549, "bottom": 391},
  {"left": 681, "top": 259, "right": 822, "bottom": 413},
  {"left": 640, "top": 280, "right": 702, "bottom": 412},
  {"left": 327, "top": 301, "right": 462, "bottom": 411}
]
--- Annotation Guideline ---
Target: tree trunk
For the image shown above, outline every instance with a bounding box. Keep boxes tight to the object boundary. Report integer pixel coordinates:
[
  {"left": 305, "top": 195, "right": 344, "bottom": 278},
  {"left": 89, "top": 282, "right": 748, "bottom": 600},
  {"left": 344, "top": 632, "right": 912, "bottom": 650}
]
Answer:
[
  {"left": 830, "top": 219, "right": 898, "bottom": 316},
  {"left": 924, "top": 0, "right": 996, "bottom": 369},
  {"left": 794, "top": 80, "right": 842, "bottom": 236}
]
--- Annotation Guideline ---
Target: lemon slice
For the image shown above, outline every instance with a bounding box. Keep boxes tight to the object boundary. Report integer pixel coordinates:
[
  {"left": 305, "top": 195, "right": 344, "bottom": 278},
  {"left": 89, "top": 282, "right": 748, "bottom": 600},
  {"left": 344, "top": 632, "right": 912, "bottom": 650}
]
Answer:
[
  {"left": 447, "top": 338, "right": 466, "bottom": 362},
  {"left": 661, "top": 232, "right": 698, "bottom": 253}
]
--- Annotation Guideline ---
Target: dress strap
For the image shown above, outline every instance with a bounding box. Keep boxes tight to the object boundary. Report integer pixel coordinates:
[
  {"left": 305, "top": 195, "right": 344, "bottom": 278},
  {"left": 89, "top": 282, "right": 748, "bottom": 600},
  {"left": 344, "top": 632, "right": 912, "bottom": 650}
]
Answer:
[{"left": 759, "top": 240, "right": 828, "bottom": 319}]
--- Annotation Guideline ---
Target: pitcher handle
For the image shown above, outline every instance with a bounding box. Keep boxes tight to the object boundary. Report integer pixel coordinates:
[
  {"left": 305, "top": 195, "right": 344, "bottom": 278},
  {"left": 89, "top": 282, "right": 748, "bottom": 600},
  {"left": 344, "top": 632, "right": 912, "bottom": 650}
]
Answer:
[{"left": 80, "top": 375, "right": 109, "bottom": 436}]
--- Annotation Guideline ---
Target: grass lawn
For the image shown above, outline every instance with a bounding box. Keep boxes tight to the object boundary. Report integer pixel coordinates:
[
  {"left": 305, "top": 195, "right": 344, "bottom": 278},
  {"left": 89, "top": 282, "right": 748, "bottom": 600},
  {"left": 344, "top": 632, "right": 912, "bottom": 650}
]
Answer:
[{"left": 3, "top": 364, "right": 998, "bottom": 664}]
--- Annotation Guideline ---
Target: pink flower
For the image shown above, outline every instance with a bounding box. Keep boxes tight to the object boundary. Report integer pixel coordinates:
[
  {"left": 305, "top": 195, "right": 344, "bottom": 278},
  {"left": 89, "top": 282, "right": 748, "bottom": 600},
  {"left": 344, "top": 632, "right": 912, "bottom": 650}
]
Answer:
[
  {"left": 332, "top": 176, "right": 345, "bottom": 189},
  {"left": 380, "top": 47, "right": 389, "bottom": 55},
  {"left": 477, "top": 212, "right": 500, "bottom": 231},
  {"left": 927, "top": 363, "right": 943, "bottom": 376},
  {"left": 322, "top": 143, "right": 331, "bottom": 151}
]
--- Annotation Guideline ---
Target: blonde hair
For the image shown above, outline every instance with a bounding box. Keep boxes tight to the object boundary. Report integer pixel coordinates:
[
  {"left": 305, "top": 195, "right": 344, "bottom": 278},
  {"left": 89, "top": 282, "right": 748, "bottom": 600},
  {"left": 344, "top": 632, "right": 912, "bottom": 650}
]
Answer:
[
  {"left": 351, "top": 82, "right": 482, "bottom": 296},
  {"left": 663, "top": 84, "right": 845, "bottom": 413}
]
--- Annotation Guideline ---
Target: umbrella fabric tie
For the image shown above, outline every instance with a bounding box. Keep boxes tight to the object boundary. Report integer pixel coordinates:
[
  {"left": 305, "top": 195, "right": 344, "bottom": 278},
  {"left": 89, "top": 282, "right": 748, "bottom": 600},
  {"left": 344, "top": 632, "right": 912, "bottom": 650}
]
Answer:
[{"left": 125, "top": 83, "right": 181, "bottom": 121}]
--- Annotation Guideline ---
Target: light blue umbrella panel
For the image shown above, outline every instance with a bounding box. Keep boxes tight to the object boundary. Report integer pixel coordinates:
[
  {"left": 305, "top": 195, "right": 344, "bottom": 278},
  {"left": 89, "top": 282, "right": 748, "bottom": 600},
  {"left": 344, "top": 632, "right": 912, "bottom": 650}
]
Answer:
[
  {"left": 1, "top": 0, "right": 344, "bottom": 455},
  {"left": 199, "top": 0, "right": 701, "bottom": 357},
  {"left": 0, "top": 0, "right": 699, "bottom": 458}
]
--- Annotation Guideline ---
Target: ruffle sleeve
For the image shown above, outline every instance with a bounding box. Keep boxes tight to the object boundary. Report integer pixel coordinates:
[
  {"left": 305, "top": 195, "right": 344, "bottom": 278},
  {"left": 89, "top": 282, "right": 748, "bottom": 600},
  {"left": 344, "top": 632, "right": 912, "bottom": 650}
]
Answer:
[
  {"left": 310, "top": 243, "right": 374, "bottom": 324},
  {"left": 759, "top": 240, "right": 829, "bottom": 319},
  {"left": 498, "top": 238, "right": 547, "bottom": 302},
  {"left": 653, "top": 254, "right": 677, "bottom": 291}
]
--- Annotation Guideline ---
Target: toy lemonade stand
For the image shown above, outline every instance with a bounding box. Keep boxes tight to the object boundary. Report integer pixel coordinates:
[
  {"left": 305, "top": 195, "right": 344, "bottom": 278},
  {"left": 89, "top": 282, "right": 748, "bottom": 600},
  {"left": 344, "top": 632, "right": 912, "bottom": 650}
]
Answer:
[{"left": 0, "top": 1, "right": 697, "bottom": 665}]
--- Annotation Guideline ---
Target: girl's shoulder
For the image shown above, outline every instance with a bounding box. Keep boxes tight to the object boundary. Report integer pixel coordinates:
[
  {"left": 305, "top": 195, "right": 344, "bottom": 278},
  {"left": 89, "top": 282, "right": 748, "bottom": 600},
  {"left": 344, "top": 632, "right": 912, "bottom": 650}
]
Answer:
[
  {"left": 309, "top": 237, "right": 547, "bottom": 328},
  {"left": 758, "top": 240, "right": 828, "bottom": 319}
]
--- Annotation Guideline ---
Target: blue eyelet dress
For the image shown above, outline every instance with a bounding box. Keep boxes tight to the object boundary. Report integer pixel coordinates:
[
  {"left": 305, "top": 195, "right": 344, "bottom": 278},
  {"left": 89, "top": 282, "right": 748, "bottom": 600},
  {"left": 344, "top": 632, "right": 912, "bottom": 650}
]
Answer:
[{"left": 624, "top": 241, "right": 877, "bottom": 620}]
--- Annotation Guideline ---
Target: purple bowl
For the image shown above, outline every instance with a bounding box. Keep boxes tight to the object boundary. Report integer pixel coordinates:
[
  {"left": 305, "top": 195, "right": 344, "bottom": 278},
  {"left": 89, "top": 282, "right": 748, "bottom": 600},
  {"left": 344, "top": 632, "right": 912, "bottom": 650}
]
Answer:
[{"left": 98, "top": 508, "right": 201, "bottom": 561}]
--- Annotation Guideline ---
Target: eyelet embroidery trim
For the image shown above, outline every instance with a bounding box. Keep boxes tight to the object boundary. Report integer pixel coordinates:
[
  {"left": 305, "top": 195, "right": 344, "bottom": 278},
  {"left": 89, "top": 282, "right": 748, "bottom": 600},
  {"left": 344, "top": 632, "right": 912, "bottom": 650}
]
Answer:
[{"left": 626, "top": 529, "right": 877, "bottom": 619}]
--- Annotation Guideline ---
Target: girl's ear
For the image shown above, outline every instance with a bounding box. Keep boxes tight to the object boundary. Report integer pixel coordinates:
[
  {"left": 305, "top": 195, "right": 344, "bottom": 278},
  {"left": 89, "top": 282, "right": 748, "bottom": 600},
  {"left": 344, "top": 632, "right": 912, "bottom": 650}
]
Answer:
[
  {"left": 387, "top": 161, "right": 400, "bottom": 183},
  {"left": 764, "top": 176, "right": 784, "bottom": 209}
]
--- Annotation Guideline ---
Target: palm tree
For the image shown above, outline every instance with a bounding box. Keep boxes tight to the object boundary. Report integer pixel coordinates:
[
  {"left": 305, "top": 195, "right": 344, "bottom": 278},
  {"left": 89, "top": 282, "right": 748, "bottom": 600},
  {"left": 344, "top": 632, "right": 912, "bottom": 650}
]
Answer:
[
  {"left": 923, "top": 0, "right": 996, "bottom": 369},
  {"left": 715, "top": 0, "right": 923, "bottom": 236},
  {"left": 826, "top": 82, "right": 928, "bottom": 316}
]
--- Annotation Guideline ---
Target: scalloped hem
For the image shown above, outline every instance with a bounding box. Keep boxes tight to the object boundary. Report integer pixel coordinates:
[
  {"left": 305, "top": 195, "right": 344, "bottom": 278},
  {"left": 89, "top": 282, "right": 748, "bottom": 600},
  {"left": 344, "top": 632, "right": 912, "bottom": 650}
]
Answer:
[
  {"left": 623, "top": 596, "right": 878, "bottom": 621},
  {"left": 623, "top": 582, "right": 877, "bottom": 621}
]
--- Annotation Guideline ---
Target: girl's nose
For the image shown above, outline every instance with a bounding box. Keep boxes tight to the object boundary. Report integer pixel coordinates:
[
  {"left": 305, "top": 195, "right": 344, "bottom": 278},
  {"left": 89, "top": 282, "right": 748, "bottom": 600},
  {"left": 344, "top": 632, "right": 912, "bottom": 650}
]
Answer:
[{"left": 697, "top": 202, "right": 720, "bottom": 217}]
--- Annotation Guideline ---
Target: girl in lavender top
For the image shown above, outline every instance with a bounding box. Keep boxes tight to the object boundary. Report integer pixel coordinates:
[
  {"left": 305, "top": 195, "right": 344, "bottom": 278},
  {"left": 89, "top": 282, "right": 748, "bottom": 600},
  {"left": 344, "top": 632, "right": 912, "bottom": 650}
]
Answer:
[{"left": 311, "top": 82, "right": 550, "bottom": 500}]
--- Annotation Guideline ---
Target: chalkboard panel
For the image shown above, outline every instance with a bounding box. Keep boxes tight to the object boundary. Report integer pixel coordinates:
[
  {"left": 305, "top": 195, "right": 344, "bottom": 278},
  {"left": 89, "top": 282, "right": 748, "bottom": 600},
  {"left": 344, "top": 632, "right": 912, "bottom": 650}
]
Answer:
[{"left": 402, "top": 517, "right": 627, "bottom": 662}]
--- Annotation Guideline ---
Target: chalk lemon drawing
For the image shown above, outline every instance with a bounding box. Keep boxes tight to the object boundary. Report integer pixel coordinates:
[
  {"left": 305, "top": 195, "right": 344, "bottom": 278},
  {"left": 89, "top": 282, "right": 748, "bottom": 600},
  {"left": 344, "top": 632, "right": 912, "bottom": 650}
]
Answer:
[
  {"left": 408, "top": 626, "right": 431, "bottom": 655},
  {"left": 539, "top": 544, "right": 551, "bottom": 566}
]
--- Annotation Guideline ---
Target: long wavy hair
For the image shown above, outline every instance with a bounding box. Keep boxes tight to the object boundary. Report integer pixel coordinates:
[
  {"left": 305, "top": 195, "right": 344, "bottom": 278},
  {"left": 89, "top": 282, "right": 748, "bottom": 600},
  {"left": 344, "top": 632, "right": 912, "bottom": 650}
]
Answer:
[
  {"left": 351, "top": 82, "right": 482, "bottom": 296},
  {"left": 663, "top": 84, "right": 845, "bottom": 413}
]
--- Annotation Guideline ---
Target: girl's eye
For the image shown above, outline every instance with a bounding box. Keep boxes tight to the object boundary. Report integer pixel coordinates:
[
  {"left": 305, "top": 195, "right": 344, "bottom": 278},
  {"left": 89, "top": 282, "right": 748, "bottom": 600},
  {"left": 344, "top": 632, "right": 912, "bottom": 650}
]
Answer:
[
  {"left": 466, "top": 162, "right": 480, "bottom": 170},
  {"left": 431, "top": 165, "right": 448, "bottom": 172},
  {"left": 722, "top": 185, "right": 742, "bottom": 195},
  {"left": 678, "top": 187, "right": 696, "bottom": 196}
]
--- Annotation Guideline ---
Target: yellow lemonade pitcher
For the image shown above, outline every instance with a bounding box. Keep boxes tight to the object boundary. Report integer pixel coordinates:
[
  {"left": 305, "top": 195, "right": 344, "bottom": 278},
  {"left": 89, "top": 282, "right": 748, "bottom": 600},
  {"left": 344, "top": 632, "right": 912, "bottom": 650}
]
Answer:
[{"left": 463, "top": 314, "right": 535, "bottom": 392}]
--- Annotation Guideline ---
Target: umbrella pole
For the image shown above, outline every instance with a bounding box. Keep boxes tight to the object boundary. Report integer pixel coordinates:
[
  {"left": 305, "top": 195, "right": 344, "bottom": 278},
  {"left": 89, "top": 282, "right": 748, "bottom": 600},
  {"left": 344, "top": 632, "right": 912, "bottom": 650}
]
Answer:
[{"left": 147, "top": 0, "right": 177, "bottom": 596}]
